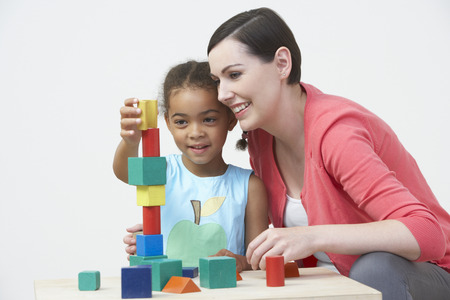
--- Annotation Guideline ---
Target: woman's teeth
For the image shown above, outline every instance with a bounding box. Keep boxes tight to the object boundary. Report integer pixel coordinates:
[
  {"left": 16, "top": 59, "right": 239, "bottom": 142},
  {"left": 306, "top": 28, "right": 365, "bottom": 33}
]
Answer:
[{"left": 232, "top": 103, "right": 249, "bottom": 113}]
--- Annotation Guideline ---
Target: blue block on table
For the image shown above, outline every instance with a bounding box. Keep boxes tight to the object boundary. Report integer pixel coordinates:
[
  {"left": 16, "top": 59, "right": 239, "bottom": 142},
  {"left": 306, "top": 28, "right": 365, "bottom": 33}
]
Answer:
[
  {"left": 121, "top": 265, "right": 152, "bottom": 298},
  {"left": 182, "top": 266, "right": 199, "bottom": 278}
]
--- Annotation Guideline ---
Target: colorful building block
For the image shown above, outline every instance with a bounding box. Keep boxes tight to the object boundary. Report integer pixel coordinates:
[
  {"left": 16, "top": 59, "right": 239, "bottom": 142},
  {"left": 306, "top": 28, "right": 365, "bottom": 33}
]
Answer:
[
  {"left": 128, "top": 157, "right": 166, "bottom": 186},
  {"left": 78, "top": 270, "right": 100, "bottom": 291},
  {"left": 142, "top": 128, "right": 160, "bottom": 157},
  {"left": 136, "top": 185, "right": 165, "bottom": 206},
  {"left": 199, "top": 256, "right": 236, "bottom": 289},
  {"left": 137, "top": 100, "right": 158, "bottom": 130},
  {"left": 144, "top": 258, "right": 183, "bottom": 291},
  {"left": 162, "top": 276, "right": 201, "bottom": 294},
  {"left": 129, "top": 254, "right": 168, "bottom": 267},
  {"left": 182, "top": 267, "right": 199, "bottom": 278},
  {"left": 236, "top": 270, "right": 242, "bottom": 281},
  {"left": 121, "top": 265, "right": 152, "bottom": 298},
  {"left": 143, "top": 206, "right": 161, "bottom": 235},
  {"left": 266, "top": 255, "right": 285, "bottom": 287},
  {"left": 284, "top": 261, "right": 300, "bottom": 278},
  {"left": 136, "top": 234, "right": 163, "bottom": 256}
]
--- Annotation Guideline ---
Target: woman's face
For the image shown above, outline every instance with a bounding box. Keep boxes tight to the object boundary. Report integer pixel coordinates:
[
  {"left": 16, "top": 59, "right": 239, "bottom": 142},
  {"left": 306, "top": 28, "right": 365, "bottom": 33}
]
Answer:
[{"left": 209, "top": 38, "right": 282, "bottom": 132}]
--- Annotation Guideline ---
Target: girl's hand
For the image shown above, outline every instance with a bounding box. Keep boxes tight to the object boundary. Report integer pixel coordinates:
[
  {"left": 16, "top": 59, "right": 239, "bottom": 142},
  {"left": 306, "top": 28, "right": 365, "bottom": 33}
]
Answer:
[
  {"left": 123, "top": 224, "right": 143, "bottom": 260},
  {"left": 211, "top": 249, "right": 251, "bottom": 272},
  {"left": 120, "top": 98, "right": 142, "bottom": 146},
  {"left": 246, "top": 227, "right": 316, "bottom": 270}
]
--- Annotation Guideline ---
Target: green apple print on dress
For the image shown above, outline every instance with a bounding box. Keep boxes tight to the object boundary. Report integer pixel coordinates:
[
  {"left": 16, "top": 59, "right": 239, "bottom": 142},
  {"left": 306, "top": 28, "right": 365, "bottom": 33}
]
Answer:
[{"left": 166, "top": 197, "right": 228, "bottom": 267}]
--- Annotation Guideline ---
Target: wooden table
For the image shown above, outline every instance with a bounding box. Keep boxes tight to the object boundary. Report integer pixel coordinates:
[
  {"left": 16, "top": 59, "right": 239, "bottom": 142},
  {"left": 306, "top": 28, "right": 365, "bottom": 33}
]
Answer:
[{"left": 34, "top": 267, "right": 381, "bottom": 299}]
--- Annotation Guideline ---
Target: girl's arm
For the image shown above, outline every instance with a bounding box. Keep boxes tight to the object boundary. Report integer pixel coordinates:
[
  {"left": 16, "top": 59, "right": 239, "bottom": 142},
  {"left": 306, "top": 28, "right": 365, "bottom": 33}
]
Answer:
[
  {"left": 212, "top": 174, "right": 268, "bottom": 272},
  {"left": 113, "top": 98, "right": 142, "bottom": 183}
]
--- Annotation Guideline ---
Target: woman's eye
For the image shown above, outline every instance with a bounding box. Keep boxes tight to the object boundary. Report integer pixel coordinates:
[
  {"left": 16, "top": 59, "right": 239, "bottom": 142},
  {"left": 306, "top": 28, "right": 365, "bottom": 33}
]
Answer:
[{"left": 230, "top": 72, "right": 241, "bottom": 79}]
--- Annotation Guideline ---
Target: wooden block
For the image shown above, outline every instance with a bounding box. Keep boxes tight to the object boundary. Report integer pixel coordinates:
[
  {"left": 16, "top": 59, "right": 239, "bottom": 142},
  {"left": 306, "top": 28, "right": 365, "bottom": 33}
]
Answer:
[
  {"left": 129, "top": 254, "right": 168, "bottom": 267},
  {"left": 266, "top": 255, "right": 285, "bottom": 287},
  {"left": 78, "top": 270, "right": 100, "bottom": 291},
  {"left": 136, "top": 234, "right": 163, "bottom": 257},
  {"left": 137, "top": 100, "right": 158, "bottom": 130},
  {"left": 199, "top": 256, "right": 236, "bottom": 289},
  {"left": 121, "top": 266, "right": 152, "bottom": 298},
  {"left": 136, "top": 185, "right": 165, "bottom": 206},
  {"left": 284, "top": 261, "right": 300, "bottom": 278},
  {"left": 143, "top": 206, "right": 161, "bottom": 235},
  {"left": 142, "top": 128, "right": 160, "bottom": 157},
  {"left": 236, "top": 270, "right": 242, "bottom": 281},
  {"left": 162, "top": 276, "right": 201, "bottom": 294},
  {"left": 144, "top": 258, "right": 183, "bottom": 291},
  {"left": 128, "top": 157, "right": 166, "bottom": 186},
  {"left": 182, "top": 267, "right": 198, "bottom": 278}
]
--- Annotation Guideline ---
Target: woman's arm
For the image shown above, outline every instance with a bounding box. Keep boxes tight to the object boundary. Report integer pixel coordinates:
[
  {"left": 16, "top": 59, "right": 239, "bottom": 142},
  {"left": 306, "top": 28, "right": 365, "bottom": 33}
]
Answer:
[{"left": 246, "top": 219, "right": 420, "bottom": 270}]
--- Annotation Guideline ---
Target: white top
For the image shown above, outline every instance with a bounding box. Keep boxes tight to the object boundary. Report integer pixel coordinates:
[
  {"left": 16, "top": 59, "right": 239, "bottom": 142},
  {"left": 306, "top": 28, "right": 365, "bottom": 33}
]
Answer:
[{"left": 284, "top": 194, "right": 339, "bottom": 273}]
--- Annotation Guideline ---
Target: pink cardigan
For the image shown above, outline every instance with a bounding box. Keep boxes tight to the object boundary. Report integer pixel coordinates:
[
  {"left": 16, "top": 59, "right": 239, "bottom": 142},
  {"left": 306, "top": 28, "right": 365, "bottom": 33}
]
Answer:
[{"left": 248, "top": 83, "right": 450, "bottom": 276}]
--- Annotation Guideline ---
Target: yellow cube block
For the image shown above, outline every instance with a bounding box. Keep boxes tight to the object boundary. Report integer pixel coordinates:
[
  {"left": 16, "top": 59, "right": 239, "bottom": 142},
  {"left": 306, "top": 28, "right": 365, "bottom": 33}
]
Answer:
[
  {"left": 136, "top": 185, "right": 165, "bottom": 206},
  {"left": 138, "top": 100, "right": 158, "bottom": 130}
]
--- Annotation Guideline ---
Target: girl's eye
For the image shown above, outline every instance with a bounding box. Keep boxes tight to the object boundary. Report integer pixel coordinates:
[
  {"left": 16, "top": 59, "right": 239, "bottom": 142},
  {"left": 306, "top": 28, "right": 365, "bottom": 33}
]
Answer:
[
  {"left": 204, "top": 118, "right": 216, "bottom": 124},
  {"left": 174, "top": 120, "right": 187, "bottom": 126}
]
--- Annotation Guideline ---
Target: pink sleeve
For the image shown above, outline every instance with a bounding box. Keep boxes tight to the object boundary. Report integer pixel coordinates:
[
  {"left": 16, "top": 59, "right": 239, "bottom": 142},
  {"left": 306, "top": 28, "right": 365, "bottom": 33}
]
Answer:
[{"left": 320, "top": 115, "right": 446, "bottom": 261}]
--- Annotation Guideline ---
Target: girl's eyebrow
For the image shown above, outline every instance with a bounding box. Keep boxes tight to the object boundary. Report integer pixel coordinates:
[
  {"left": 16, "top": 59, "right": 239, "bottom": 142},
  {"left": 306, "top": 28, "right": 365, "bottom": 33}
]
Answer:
[{"left": 170, "top": 109, "right": 220, "bottom": 119}]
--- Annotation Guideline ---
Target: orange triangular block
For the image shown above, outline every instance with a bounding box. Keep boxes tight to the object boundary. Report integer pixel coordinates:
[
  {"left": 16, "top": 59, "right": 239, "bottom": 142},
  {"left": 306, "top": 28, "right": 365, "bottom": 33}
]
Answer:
[
  {"left": 236, "top": 270, "right": 242, "bottom": 281},
  {"left": 162, "top": 276, "right": 201, "bottom": 294},
  {"left": 284, "top": 262, "right": 300, "bottom": 277}
]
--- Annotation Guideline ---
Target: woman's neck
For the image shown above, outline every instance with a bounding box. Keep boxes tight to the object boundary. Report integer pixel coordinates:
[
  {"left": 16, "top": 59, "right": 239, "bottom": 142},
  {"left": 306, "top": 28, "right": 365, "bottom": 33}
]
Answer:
[{"left": 264, "top": 83, "right": 306, "bottom": 147}]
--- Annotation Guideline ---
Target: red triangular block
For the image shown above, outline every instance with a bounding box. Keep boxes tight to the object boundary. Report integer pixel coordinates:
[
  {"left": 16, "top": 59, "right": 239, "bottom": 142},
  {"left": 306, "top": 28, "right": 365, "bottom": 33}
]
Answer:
[
  {"left": 284, "top": 261, "right": 300, "bottom": 278},
  {"left": 162, "top": 276, "right": 201, "bottom": 294},
  {"left": 236, "top": 270, "right": 242, "bottom": 281}
]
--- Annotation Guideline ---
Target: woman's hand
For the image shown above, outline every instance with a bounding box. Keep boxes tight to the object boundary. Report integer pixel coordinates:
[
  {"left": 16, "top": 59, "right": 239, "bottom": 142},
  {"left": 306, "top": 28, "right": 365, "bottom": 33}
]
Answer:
[
  {"left": 246, "top": 227, "right": 316, "bottom": 270},
  {"left": 123, "top": 224, "right": 143, "bottom": 260}
]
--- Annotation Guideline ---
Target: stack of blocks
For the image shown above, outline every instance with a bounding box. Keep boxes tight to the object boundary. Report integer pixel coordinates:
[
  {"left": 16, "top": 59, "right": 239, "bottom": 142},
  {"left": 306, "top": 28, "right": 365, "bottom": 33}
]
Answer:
[{"left": 122, "top": 100, "right": 183, "bottom": 298}]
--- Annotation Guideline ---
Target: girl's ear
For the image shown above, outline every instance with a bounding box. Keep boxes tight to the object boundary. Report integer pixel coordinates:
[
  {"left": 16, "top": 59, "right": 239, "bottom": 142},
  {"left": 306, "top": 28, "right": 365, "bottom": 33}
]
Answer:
[
  {"left": 228, "top": 113, "right": 237, "bottom": 131},
  {"left": 164, "top": 113, "right": 172, "bottom": 132},
  {"left": 274, "top": 46, "right": 292, "bottom": 80}
]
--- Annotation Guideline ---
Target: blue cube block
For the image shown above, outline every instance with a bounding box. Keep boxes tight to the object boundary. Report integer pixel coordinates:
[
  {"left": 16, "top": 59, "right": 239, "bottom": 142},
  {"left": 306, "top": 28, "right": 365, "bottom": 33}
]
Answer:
[
  {"left": 182, "top": 266, "right": 199, "bottom": 278},
  {"left": 121, "top": 266, "right": 152, "bottom": 298},
  {"left": 136, "top": 234, "right": 163, "bottom": 256},
  {"left": 78, "top": 270, "right": 100, "bottom": 291}
]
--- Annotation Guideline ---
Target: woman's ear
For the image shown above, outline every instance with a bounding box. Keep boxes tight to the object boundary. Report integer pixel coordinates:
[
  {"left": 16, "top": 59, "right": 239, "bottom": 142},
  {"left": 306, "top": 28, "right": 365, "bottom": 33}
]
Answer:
[{"left": 275, "top": 46, "right": 292, "bottom": 80}]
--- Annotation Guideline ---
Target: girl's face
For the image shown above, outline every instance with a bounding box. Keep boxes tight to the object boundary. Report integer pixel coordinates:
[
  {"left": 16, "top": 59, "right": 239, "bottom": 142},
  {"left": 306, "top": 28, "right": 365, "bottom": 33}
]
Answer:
[
  {"left": 164, "top": 88, "right": 236, "bottom": 175},
  {"left": 209, "top": 38, "right": 282, "bottom": 132}
]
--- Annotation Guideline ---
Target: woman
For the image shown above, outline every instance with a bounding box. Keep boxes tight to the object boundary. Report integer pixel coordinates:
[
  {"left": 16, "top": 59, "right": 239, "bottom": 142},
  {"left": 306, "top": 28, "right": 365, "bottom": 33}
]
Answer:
[{"left": 207, "top": 7, "right": 450, "bottom": 299}]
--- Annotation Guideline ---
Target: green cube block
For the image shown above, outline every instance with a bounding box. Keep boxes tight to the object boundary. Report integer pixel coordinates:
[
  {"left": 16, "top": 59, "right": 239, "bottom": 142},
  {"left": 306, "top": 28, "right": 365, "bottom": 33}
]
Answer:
[
  {"left": 199, "top": 256, "right": 236, "bottom": 289},
  {"left": 143, "top": 258, "right": 182, "bottom": 291},
  {"left": 78, "top": 270, "right": 100, "bottom": 291},
  {"left": 128, "top": 157, "right": 166, "bottom": 186},
  {"left": 129, "top": 254, "right": 168, "bottom": 266}
]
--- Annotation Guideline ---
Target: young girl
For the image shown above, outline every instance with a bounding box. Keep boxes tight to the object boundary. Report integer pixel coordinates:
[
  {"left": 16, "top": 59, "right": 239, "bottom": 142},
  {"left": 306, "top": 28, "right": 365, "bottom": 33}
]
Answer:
[{"left": 113, "top": 60, "right": 268, "bottom": 271}]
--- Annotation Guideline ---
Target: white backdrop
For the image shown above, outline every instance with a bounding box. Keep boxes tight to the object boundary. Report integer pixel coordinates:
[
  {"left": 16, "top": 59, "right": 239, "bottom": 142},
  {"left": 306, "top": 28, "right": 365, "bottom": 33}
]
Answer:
[{"left": 1, "top": 1, "right": 449, "bottom": 299}]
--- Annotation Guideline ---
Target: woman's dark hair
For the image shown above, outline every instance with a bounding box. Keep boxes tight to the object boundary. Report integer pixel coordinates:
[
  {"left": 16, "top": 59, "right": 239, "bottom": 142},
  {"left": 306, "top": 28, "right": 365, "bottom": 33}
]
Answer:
[
  {"left": 207, "top": 7, "right": 301, "bottom": 85},
  {"left": 207, "top": 7, "right": 302, "bottom": 150},
  {"left": 161, "top": 60, "right": 217, "bottom": 116}
]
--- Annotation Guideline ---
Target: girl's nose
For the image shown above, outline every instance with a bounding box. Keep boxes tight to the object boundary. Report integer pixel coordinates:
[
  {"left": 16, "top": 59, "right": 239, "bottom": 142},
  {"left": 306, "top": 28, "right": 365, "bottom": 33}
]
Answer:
[{"left": 188, "top": 123, "right": 204, "bottom": 138}]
